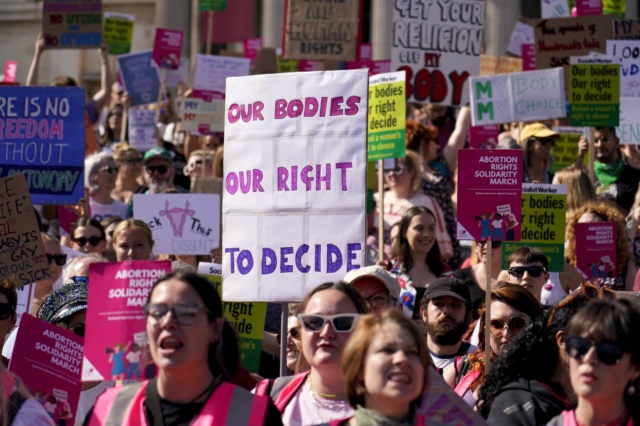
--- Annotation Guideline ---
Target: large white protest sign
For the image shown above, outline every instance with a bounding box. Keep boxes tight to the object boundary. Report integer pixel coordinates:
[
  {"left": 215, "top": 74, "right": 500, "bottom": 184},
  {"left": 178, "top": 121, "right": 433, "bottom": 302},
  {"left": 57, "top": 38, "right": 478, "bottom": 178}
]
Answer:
[
  {"left": 128, "top": 109, "right": 158, "bottom": 151},
  {"left": 223, "top": 69, "right": 368, "bottom": 302},
  {"left": 391, "top": 0, "right": 484, "bottom": 107},
  {"left": 133, "top": 194, "right": 220, "bottom": 254},
  {"left": 607, "top": 41, "right": 640, "bottom": 98},
  {"left": 617, "top": 97, "right": 640, "bottom": 144},
  {"left": 470, "top": 68, "right": 566, "bottom": 126},
  {"left": 193, "top": 54, "right": 251, "bottom": 99}
]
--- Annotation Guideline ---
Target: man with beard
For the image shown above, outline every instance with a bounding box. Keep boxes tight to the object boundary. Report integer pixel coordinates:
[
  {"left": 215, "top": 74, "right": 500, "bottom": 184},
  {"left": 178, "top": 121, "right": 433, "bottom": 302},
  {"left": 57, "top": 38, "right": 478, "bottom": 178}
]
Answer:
[
  {"left": 142, "top": 147, "right": 188, "bottom": 194},
  {"left": 421, "top": 104, "right": 457, "bottom": 151},
  {"left": 419, "top": 277, "right": 475, "bottom": 372}
]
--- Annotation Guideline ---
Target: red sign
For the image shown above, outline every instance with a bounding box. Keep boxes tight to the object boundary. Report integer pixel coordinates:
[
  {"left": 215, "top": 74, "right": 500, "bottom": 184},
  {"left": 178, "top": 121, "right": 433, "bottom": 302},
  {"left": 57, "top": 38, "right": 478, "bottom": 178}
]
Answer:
[{"left": 3, "top": 61, "right": 17, "bottom": 83}]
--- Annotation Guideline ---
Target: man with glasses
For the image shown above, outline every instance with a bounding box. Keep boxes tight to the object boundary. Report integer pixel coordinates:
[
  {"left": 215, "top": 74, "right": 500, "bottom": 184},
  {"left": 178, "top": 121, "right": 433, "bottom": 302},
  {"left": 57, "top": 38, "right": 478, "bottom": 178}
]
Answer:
[
  {"left": 142, "top": 148, "right": 189, "bottom": 194},
  {"left": 343, "top": 266, "right": 400, "bottom": 315},
  {"left": 576, "top": 127, "right": 640, "bottom": 212},
  {"left": 519, "top": 123, "right": 560, "bottom": 184}
]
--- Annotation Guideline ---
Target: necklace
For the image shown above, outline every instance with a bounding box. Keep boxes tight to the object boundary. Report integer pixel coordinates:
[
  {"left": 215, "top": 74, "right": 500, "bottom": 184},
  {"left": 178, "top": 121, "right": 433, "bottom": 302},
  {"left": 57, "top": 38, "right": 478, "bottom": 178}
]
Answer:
[{"left": 306, "top": 374, "right": 347, "bottom": 400}]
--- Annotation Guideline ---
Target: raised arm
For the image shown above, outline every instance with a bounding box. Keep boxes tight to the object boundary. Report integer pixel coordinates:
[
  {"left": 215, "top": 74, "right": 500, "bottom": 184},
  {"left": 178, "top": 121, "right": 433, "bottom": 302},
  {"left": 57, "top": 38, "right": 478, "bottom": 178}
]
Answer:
[
  {"left": 26, "top": 32, "right": 46, "bottom": 86},
  {"left": 443, "top": 106, "right": 471, "bottom": 172},
  {"left": 92, "top": 42, "right": 112, "bottom": 111}
]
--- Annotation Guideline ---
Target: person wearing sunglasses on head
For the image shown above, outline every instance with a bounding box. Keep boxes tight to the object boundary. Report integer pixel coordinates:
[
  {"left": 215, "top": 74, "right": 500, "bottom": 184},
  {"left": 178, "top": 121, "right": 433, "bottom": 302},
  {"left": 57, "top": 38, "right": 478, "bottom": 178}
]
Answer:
[
  {"left": 57, "top": 253, "right": 108, "bottom": 292},
  {"left": 343, "top": 266, "right": 401, "bottom": 316},
  {"left": 443, "top": 283, "right": 542, "bottom": 407},
  {"left": 519, "top": 123, "right": 559, "bottom": 184},
  {"left": 112, "top": 143, "right": 148, "bottom": 205},
  {"left": 85, "top": 272, "right": 282, "bottom": 426},
  {"left": 255, "top": 282, "right": 368, "bottom": 425},
  {"left": 32, "top": 233, "right": 67, "bottom": 315},
  {"left": 85, "top": 152, "right": 130, "bottom": 223},
  {"left": 576, "top": 127, "right": 640, "bottom": 213},
  {"left": 70, "top": 218, "right": 107, "bottom": 256},
  {"left": 547, "top": 299, "right": 640, "bottom": 426}
]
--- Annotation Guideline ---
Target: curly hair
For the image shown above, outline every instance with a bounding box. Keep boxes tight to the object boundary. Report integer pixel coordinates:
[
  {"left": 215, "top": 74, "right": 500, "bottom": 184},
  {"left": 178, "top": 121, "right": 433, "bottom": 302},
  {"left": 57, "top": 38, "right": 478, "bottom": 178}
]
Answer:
[
  {"left": 476, "top": 291, "right": 591, "bottom": 418},
  {"left": 565, "top": 201, "right": 629, "bottom": 274},
  {"left": 406, "top": 120, "right": 438, "bottom": 153}
]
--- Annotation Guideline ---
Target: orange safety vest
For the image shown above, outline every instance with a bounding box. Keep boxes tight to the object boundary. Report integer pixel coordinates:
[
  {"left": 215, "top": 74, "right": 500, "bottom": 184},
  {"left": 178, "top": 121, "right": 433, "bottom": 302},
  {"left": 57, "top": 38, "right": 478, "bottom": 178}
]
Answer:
[{"left": 86, "top": 380, "right": 269, "bottom": 426}]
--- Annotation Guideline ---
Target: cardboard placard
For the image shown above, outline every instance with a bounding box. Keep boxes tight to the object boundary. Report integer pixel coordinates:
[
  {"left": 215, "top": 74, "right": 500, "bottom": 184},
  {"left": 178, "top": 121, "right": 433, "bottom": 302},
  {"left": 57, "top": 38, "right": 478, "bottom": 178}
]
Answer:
[
  {"left": 9, "top": 314, "right": 82, "bottom": 424},
  {"left": 496, "top": 57, "right": 523, "bottom": 74},
  {"left": 282, "top": 0, "right": 361, "bottom": 61},
  {"left": 501, "top": 184, "right": 567, "bottom": 272},
  {"left": 470, "top": 68, "right": 566, "bottom": 126},
  {"left": 575, "top": 0, "right": 603, "bottom": 15},
  {"left": 0, "top": 86, "right": 85, "bottom": 204},
  {"left": 569, "top": 56, "right": 620, "bottom": 127},
  {"left": 522, "top": 44, "right": 536, "bottom": 71},
  {"left": 480, "top": 55, "right": 499, "bottom": 76},
  {"left": 617, "top": 97, "right": 640, "bottom": 145},
  {"left": 551, "top": 126, "right": 587, "bottom": 172},
  {"left": 151, "top": 28, "right": 184, "bottom": 70},
  {"left": 223, "top": 69, "right": 368, "bottom": 302},
  {"left": 3, "top": 61, "right": 17, "bottom": 83},
  {"left": 103, "top": 12, "right": 134, "bottom": 56},
  {"left": 391, "top": 0, "right": 484, "bottom": 107},
  {"left": 198, "top": 0, "right": 227, "bottom": 11},
  {"left": 606, "top": 40, "right": 640, "bottom": 97},
  {"left": 133, "top": 194, "right": 220, "bottom": 255},
  {"left": 456, "top": 149, "right": 523, "bottom": 241},
  {"left": 198, "top": 262, "right": 266, "bottom": 373},
  {"left": 367, "top": 71, "right": 406, "bottom": 161},
  {"left": 252, "top": 48, "right": 279, "bottom": 75},
  {"left": 575, "top": 222, "right": 617, "bottom": 279},
  {"left": 83, "top": 260, "right": 172, "bottom": 381},
  {"left": 507, "top": 20, "right": 535, "bottom": 57},
  {"left": 117, "top": 50, "right": 162, "bottom": 107},
  {"left": 42, "top": 0, "right": 102, "bottom": 49},
  {"left": 346, "top": 60, "right": 392, "bottom": 76},
  {"left": 192, "top": 54, "right": 251, "bottom": 100},
  {"left": 614, "top": 19, "right": 640, "bottom": 39},
  {"left": 541, "top": 0, "right": 571, "bottom": 19},
  {"left": 469, "top": 125, "right": 500, "bottom": 149},
  {"left": 533, "top": 14, "right": 614, "bottom": 88},
  {"left": 180, "top": 98, "right": 225, "bottom": 134},
  {"left": 128, "top": 108, "right": 158, "bottom": 151}
]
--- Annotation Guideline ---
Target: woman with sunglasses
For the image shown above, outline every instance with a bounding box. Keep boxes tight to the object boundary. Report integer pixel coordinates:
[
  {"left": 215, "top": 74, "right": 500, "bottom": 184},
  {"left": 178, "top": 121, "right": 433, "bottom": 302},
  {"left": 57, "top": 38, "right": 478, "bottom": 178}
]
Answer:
[
  {"left": 112, "top": 219, "right": 154, "bottom": 261},
  {"left": 444, "top": 283, "right": 543, "bottom": 406},
  {"left": 477, "top": 286, "right": 607, "bottom": 425},
  {"left": 520, "top": 123, "right": 559, "bottom": 184},
  {"left": 31, "top": 233, "right": 67, "bottom": 315},
  {"left": 85, "top": 272, "right": 282, "bottom": 426},
  {"left": 84, "top": 152, "right": 129, "bottom": 222},
  {"left": 565, "top": 201, "right": 636, "bottom": 291},
  {"left": 547, "top": 299, "right": 640, "bottom": 426},
  {"left": 282, "top": 303, "right": 310, "bottom": 375},
  {"left": 255, "top": 282, "right": 368, "bottom": 426},
  {"left": 112, "top": 143, "right": 147, "bottom": 205},
  {"left": 70, "top": 218, "right": 107, "bottom": 256}
]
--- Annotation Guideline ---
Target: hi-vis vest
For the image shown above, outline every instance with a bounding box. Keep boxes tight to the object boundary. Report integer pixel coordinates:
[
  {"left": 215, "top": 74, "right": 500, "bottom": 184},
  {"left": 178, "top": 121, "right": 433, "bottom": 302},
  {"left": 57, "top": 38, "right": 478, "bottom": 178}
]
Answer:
[{"left": 86, "top": 380, "right": 269, "bottom": 426}]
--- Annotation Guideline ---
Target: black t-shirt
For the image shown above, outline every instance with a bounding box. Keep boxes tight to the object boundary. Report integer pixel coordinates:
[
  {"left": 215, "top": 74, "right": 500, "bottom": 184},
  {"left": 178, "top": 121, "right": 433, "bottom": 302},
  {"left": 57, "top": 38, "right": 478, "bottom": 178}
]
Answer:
[
  {"left": 163, "top": 142, "right": 190, "bottom": 191},
  {"left": 595, "top": 164, "right": 640, "bottom": 212},
  {"left": 158, "top": 398, "right": 205, "bottom": 426}
]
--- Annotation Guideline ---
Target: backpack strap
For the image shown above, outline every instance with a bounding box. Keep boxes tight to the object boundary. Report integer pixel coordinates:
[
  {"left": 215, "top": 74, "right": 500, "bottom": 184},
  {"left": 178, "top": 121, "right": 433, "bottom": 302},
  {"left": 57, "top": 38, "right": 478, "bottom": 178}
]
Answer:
[
  {"left": 7, "top": 391, "right": 27, "bottom": 425},
  {"left": 270, "top": 372, "right": 310, "bottom": 413}
]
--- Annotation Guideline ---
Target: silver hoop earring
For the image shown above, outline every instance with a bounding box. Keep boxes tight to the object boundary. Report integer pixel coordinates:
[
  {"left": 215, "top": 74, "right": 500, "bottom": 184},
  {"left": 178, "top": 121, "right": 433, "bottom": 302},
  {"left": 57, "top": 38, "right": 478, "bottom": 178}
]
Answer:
[{"left": 628, "top": 383, "right": 636, "bottom": 396}]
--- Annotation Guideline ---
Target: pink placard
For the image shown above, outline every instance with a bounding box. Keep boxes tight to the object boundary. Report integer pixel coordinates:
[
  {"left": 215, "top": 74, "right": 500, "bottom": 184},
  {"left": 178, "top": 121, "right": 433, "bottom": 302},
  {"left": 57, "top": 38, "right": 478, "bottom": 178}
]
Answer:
[
  {"left": 456, "top": 149, "right": 523, "bottom": 241},
  {"left": 192, "top": 89, "right": 225, "bottom": 101},
  {"left": 243, "top": 37, "right": 262, "bottom": 61},
  {"left": 151, "top": 28, "right": 184, "bottom": 70},
  {"left": 58, "top": 206, "right": 79, "bottom": 237},
  {"left": 469, "top": 125, "right": 500, "bottom": 149},
  {"left": 9, "top": 314, "right": 83, "bottom": 424},
  {"left": 83, "top": 260, "right": 171, "bottom": 382},
  {"left": 298, "top": 60, "right": 321, "bottom": 71},
  {"left": 575, "top": 222, "right": 617, "bottom": 280},
  {"left": 575, "top": 0, "right": 603, "bottom": 15},
  {"left": 3, "top": 61, "right": 17, "bottom": 83},
  {"left": 346, "top": 60, "right": 392, "bottom": 76},
  {"left": 522, "top": 44, "right": 536, "bottom": 71},
  {"left": 359, "top": 43, "right": 372, "bottom": 60}
]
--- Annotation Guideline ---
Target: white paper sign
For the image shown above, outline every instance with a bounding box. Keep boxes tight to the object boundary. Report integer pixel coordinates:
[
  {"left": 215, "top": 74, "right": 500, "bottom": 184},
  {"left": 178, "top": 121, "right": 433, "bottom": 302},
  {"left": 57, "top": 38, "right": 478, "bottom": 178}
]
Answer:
[
  {"left": 180, "top": 98, "right": 225, "bottom": 133},
  {"left": 606, "top": 41, "right": 640, "bottom": 98},
  {"left": 617, "top": 97, "right": 640, "bottom": 145},
  {"left": 470, "top": 67, "right": 566, "bottom": 126},
  {"left": 391, "top": 0, "right": 484, "bottom": 107},
  {"left": 165, "top": 57, "right": 191, "bottom": 87},
  {"left": 541, "top": 0, "right": 570, "bottom": 19},
  {"left": 14, "top": 283, "right": 34, "bottom": 328},
  {"left": 223, "top": 69, "right": 368, "bottom": 302},
  {"left": 133, "top": 194, "right": 221, "bottom": 254},
  {"left": 497, "top": 204, "right": 512, "bottom": 215},
  {"left": 507, "top": 21, "right": 535, "bottom": 57},
  {"left": 193, "top": 54, "right": 251, "bottom": 96},
  {"left": 128, "top": 109, "right": 158, "bottom": 151}
]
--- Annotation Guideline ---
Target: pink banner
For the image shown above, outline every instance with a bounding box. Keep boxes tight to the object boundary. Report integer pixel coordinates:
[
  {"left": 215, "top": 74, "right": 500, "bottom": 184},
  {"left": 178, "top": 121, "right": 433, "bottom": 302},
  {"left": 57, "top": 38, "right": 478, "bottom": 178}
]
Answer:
[
  {"left": 243, "top": 37, "right": 262, "bottom": 63},
  {"left": 522, "top": 44, "right": 536, "bottom": 71},
  {"left": 456, "top": 149, "right": 523, "bottom": 241},
  {"left": 83, "top": 260, "right": 171, "bottom": 382},
  {"left": 9, "top": 314, "right": 83, "bottom": 425},
  {"left": 575, "top": 0, "right": 603, "bottom": 15},
  {"left": 3, "top": 61, "right": 17, "bottom": 83},
  {"left": 58, "top": 206, "right": 79, "bottom": 237},
  {"left": 151, "top": 28, "right": 184, "bottom": 70},
  {"left": 575, "top": 222, "right": 617, "bottom": 279},
  {"left": 298, "top": 60, "right": 322, "bottom": 71},
  {"left": 346, "top": 60, "right": 392, "bottom": 76},
  {"left": 359, "top": 43, "right": 372, "bottom": 60},
  {"left": 469, "top": 125, "right": 500, "bottom": 149}
]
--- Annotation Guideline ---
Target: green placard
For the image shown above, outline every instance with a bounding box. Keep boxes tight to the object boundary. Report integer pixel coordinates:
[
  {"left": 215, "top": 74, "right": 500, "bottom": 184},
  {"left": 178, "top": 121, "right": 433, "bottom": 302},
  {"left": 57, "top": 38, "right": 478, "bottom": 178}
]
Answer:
[
  {"left": 103, "top": 14, "right": 134, "bottom": 56},
  {"left": 198, "top": 0, "right": 227, "bottom": 11},
  {"left": 569, "top": 58, "right": 620, "bottom": 127},
  {"left": 550, "top": 127, "right": 588, "bottom": 173},
  {"left": 277, "top": 57, "right": 299, "bottom": 73},
  {"left": 603, "top": 0, "right": 625, "bottom": 18},
  {"left": 367, "top": 72, "right": 406, "bottom": 161},
  {"left": 501, "top": 184, "right": 567, "bottom": 272}
]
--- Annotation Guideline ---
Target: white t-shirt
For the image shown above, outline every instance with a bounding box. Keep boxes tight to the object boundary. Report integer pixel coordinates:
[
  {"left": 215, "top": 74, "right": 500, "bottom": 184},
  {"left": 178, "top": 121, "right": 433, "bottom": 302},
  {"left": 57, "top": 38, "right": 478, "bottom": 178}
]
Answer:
[
  {"left": 89, "top": 198, "right": 128, "bottom": 222},
  {"left": 43, "top": 401, "right": 57, "bottom": 414},
  {"left": 430, "top": 343, "right": 478, "bottom": 370},
  {"left": 491, "top": 219, "right": 503, "bottom": 229},
  {"left": 541, "top": 272, "right": 567, "bottom": 306},
  {"left": 126, "top": 350, "right": 141, "bottom": 363},
  {"left": 75, "top": 381, "right": 115, "bottom": 426},
  {"left": 280, "top": 379, "right": 354, "bottom": 426}
]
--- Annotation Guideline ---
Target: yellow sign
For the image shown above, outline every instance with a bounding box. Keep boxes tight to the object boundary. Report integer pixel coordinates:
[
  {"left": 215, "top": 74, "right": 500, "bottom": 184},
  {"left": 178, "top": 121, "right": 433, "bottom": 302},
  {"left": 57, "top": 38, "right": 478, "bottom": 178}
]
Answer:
[{"left": 367, "top": 71, "right": 406, "bottom": 161}]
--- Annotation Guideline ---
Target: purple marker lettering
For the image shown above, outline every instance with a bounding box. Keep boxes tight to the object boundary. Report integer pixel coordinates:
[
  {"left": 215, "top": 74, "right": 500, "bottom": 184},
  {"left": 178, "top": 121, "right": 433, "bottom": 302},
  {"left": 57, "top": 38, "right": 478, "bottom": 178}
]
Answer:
[
  {"left": 225, "top": 172, "right": 239, "bottom": 195},
  {"left": 304, "top": 97, "right": 318, "bottom": 117},
  {"left": 225, "top": 248, "right": 240, "bottom": 273},
  {"left": 277, "top": 167, "right": 289, "bottom": 191},
  {"left": 237, "top": 250, "right": 254, "bottom": 275},
  {"left": 288, "top": 99, "right": 303, "bottom": 118},
  {"left": 240, "top": 104, "right": 252, "bottom": 123},
  {"left": 320, "top": 97, "right": 328, "bottom": 117},
  {"left": 228, "top": 104, "right": 241, "bottom": 124},
  {"left": 262, "top": 248, "right": 277, "bottom": 274},
  {"left": 345, "top": 96, "right": 361, "bottom": 116},
  {"left": 330, "top": 97, "right": 344, "bottom": 116},
  {"left": 316, "top": 164, "right": 331, "bottom": 190},
  {"left": 280, "top": 247, "right": 293, "bottom": 273},
  {"left": 239, "top": 170, "right": 251, "bottom": 194},
  {"left": 275, "top": 99, "right": 287, "bottom": 119},
  {"left": 292, "top": 166, "right": 298, "bottom": 190},
  {"left": 252, "top": 169, "right": 264, "bottom": 192},
  {"left": 253, "top": 101, "right": 264, "bottom": 121},
  {"left": 296, "top": 244, "right": 310, "bottom": 273},
  {"left": 425, "top": 394, "right": 449, "bottom": 417},
  {"left": 335, "top": 162, "right": 353, "bottom": 190},
  {"left": 315, "top": 244, "right": 321, "bottom": 272},
  {"left": 346, "top": 243, "right": 361, "bottom": 272},
  {"left": 327, "top": 244, "right": 343, "bottom": 273},
  {"left": 301, "top": 165, "right": 314, "bottom": 191}
]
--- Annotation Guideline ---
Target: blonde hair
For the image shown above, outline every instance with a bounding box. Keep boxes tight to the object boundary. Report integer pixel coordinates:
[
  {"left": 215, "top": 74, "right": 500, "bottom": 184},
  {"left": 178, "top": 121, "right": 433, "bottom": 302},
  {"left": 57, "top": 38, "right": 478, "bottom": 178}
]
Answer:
[
  {"left": 554, "top": 168, "right": 597, "bottom": 221},
  {"left": 112, "top": 219, "right": 154, "bottom": 247},
  {"left": 213, "top": 146, "right": 224, "bottom": 179},
  {"left": 113, "top": 143, "right": 141, "bottom": 162}
]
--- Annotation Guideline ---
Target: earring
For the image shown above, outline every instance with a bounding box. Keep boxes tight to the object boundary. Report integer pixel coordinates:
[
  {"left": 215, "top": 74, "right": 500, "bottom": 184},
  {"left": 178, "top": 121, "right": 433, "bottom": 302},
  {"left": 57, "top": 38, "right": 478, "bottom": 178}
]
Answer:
[{"left": 628, "top": 383, "right": 636, "bottom": 396}]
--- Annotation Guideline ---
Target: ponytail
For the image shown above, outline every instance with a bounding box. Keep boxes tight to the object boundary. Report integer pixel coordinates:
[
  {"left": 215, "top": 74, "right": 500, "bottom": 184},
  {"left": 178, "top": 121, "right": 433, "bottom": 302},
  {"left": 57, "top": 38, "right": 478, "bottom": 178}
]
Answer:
[{"left": 211, "top": 319, "right": 239, "bottom": 381}]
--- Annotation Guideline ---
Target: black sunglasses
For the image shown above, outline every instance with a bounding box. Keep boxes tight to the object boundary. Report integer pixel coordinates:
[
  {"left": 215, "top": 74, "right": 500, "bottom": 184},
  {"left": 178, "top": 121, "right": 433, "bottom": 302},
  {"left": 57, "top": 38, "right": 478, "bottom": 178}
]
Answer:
[
  {"left": 69, "top": 323, "right": 85, "bottom": 338},
  {"left": 565, "top": 336, "right": 625, "bottom": 366},
  {"left": 508, "top": 265, "right": 546, "bottom": 278},
  {"left": 47, "top": 253, "right": 67, "bottom": 266},
  {"left": 535, "top": 137, "right": 555, "bottom": 146},
  {"left": 73, "top": 236, "right": 103, "bottom": 247},
  {"left": 145, "top": 165, "right": 168, "bottom": 175},
  {"left": 0, "top": 303, "right": 13, "bottom": 321},
  {"left": 477, "top": 240, "right": 502, "bottom": 249},
  {"left": 276, "top": 327, "right": 300, "bottom": 345}
]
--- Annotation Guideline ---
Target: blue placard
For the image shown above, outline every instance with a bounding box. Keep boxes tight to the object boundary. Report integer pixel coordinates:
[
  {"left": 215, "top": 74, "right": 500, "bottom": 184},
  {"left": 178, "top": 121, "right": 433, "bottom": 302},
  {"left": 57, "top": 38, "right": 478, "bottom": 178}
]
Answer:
[
  {"left": 0, "top": 86, "right": 85, "bottom": 204},
  {"left": 117, "top": 50, "right": 162, "bottom": 106}
]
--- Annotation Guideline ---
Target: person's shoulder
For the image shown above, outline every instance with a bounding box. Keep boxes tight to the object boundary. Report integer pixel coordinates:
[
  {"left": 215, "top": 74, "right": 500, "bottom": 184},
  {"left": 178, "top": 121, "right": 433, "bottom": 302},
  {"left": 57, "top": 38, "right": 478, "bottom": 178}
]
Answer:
[{"left": 12, "top": 397, "right": 55, "bottom": 426}]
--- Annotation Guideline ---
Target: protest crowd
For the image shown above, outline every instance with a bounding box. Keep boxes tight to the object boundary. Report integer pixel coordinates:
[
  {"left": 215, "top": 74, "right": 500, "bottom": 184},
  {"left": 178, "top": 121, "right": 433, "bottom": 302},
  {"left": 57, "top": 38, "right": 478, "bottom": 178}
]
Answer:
[{"left": 2, "top": 0, "right": 640, "bottom": 425}]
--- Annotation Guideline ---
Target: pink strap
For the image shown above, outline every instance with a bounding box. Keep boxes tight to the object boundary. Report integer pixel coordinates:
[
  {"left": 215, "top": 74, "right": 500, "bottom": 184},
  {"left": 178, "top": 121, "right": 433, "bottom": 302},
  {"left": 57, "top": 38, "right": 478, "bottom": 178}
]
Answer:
[
  {"left": 192, "top": 382, "right": 234, "bottom": 426},
  {"left": 454, "top": 370, "right": 481, "bottom": 397}
]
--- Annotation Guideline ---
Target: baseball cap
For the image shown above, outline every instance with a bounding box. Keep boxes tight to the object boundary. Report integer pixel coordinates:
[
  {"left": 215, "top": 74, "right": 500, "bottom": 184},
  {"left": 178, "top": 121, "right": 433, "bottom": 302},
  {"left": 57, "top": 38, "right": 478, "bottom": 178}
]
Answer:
[
  {"left": 143, "top": 147, "right": 173, "bottom": 165},
  {"left": 343, "top": 266, "right": 400, "bottom": 300},
  {"left": 520, "top": 123, "right": 559, "bottom": 143},
  {"left": 38, "top": 282, "right": 88, "bottom": 324},
  {"left": 422, "top": 277, "right": 471, "bottom": 306}
]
